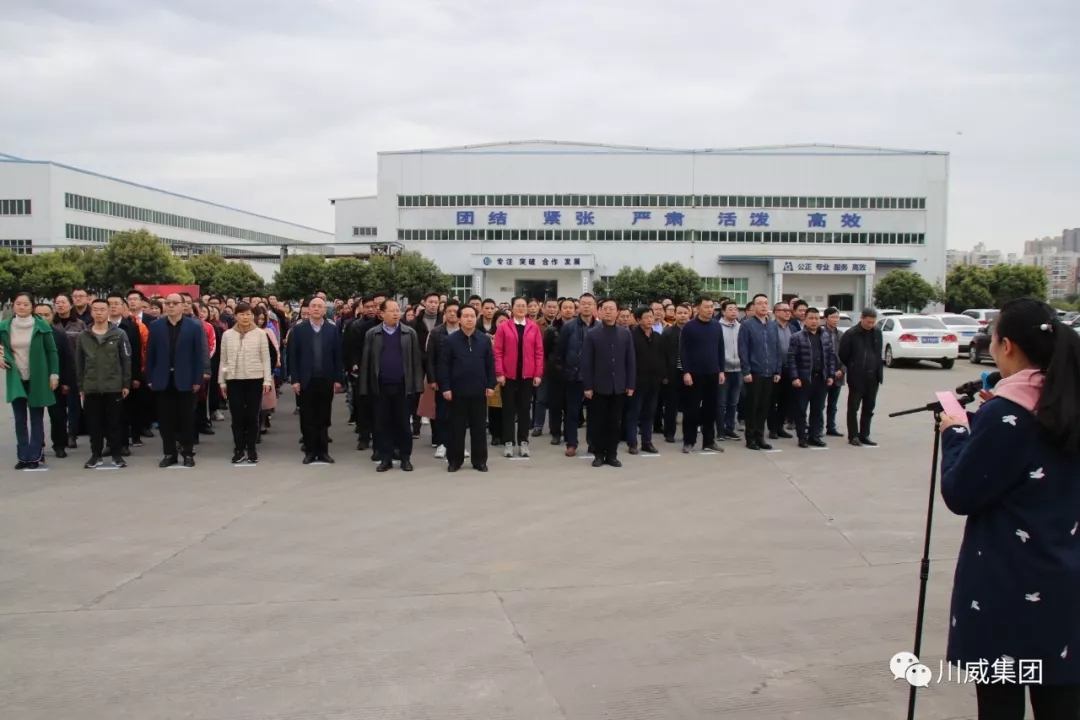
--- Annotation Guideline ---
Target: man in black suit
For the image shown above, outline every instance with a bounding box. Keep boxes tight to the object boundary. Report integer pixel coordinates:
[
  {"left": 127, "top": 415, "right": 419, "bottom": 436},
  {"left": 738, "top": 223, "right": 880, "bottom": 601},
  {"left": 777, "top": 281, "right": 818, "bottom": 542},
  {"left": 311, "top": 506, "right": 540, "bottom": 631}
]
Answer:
[
  {"left": 580, "top": 298, "right": 636, "bottom": 468},
  {"left": 437, "top": 305, "right": 496, "bottom": 472}
]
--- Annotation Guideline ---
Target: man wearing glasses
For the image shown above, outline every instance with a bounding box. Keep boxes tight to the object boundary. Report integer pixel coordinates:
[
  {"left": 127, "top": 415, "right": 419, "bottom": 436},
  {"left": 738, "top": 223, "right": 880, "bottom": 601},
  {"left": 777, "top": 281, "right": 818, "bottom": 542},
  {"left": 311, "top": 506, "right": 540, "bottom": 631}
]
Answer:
[
  {"left": 768, "top": 301, "right": 797, "bottom": 441},
  {"left": 144, "top": 293, "right": 208, "bottom": 468}
]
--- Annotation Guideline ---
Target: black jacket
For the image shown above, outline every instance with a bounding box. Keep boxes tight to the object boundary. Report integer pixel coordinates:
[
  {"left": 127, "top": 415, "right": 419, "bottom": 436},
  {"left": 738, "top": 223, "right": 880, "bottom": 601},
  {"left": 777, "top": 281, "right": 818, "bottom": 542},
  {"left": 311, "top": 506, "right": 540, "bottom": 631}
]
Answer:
[
  {"left": 411, "top": 311, "right": 442, "bottom": 372},
  {"left": 425, "top": 323, "right": 456, "bottom": 385},
  {"left": 543, "top": 318, "right": 566, "bottom": 379},
  {"left": 343, "top": 316, "right": 378, "bottom": 373},
  {"left": 436, "top": 329, "right": 496, "bottom": 398},
  {"left": 631, "top": 325, "right": 665, "bottom": 391},
  {"left": 581, "top": 322, "right": 636, "bottom": 395},
  {"left": 838, "top": 325, "right": 884, "bottom": 386},
  {"left": 660, "top": 322, "right": 683, "bottom": 383},
  {"left": 51, "top": 326, "right": 76, "bottom": 390},
  {"left": 118, "top": 316, "right": 143, "bottom": 383}
]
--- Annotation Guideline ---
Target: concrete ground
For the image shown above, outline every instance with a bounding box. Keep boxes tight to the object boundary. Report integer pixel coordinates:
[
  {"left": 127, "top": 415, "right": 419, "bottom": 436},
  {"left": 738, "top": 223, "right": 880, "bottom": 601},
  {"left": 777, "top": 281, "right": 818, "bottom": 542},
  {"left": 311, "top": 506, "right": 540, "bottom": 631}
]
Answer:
[{"left": 0, "top": 360, "right": 992, "bottom": 719}]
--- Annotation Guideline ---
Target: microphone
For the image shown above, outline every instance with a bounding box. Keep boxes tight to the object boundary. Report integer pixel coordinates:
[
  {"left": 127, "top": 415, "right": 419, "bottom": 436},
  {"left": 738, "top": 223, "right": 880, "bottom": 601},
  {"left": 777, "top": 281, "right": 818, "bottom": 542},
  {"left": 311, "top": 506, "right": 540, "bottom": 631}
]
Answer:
[{"left": 955, "top": 371, "right": 1002, "bottom": 398}]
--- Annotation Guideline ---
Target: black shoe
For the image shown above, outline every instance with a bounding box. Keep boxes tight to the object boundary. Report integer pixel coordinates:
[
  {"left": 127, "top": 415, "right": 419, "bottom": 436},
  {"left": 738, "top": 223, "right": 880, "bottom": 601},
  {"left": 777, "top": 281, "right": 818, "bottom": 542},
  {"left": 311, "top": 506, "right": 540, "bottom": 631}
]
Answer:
[
  {"left": 232, "top": 451, "right": 246, "bottom": 464},
  {"left": 809, "top": 437, "right": 827, "bottom": 448},
  {"left": 587, "top": 445, "right": 596, "bottom": 455},
  {"left": 317, "top": 454, "right": 335, "bottom": 464},
  {"left": 859, "top": 436, "right": 878, "bottom": 447},
  {"left": 849, "top": 437, "right": 862, "bottom": 447},
  {"left": 141, "top": 429, "right": 154, "bottom": 439},
  {"left": 777, "top": 429, "right": 794, "bottom": 439},
  {"left": 400, "top": 460, "right": 414, "bottom": 472},
  {"left": 530, "top": 428, "right": 542, "bottom": 437},
  {"left": 14, "top": 461, "right": 28, "bottom": 470},
  {"left": 159, "top": 455, "right": 178, "bottom": 468},
  {"left": 248, "top": 452, "right": 259, "bottom": 464},
  {"left": 112, "top": 456, "right": 127, "bottom": 468},
  {"left": 84, "top": 455, "right": 104, "bottom": 469},
  {"left": 628, "top": 444, "right": 639, "bottom": 455},
  {"left": 303, "top": 454, "right": 315, "bottom": 464},
  {"left": 826, "top": 429, "right": 844, "bottom": 438},
  {"left": 201, "top": 427, "right": 215, "bottom": 436},
  {"left": 490, "top": 436, "right": 499, "bottom": 446},
  {"left": 356, "top": 440, "right": 370, "bottom": 451},
  {"left": 798, "top": 439, "right": 809, "bottom": 448},
  {"left": 182, "top": 455, "right": 195, "bottom": 468},
  {"left": 26, "top": 461, "right": 39, "bottom": 470},
  {"left": 682, "top": 444, "right": 693, "bottom": 454},
  {"left": 758, "top": 441, "right": 774, "bottom": 450},
  {"left": 702, "top": 443, "right": 724, "bottom": 452},
  {"left": 664, "top": 435, "right": 677, "bottom": 444},
  {"left": 605, "top": 458, "right": 622, "bottom": 468},
  {"left": 745, "top": 442, "right": 761, "bottom": 451},
  {"left": 768, "top": 431, "right": 779, "bottom": 440},
  {"left": 724, "top": 431, "right": 741, "bottom": 441},
  {"left": 474, "top": 464, "right": 488, "bottom": 472},
  {"left": 641, "top": 443, "right": 659, "bottom": 454},
  {"left": 55, "top": 448, "right": 67, "bottom": 459},
  {"left": 376, "top": 462, "right": 392, "bottom": 472},
  {"left": 67, "top": 438, "right": 78, "bottom": 449},
  {"left": 591, "top": 457, "right": 605, "bottom": 467},
  {"left": 550, "top": 436, "right": 561, "bottom": 445},
  {"left": 131, "top": 441, "right": 143, "bottom": 449},
  {"left": 447, "top": 463, "right": 461, "bottom": 473}
]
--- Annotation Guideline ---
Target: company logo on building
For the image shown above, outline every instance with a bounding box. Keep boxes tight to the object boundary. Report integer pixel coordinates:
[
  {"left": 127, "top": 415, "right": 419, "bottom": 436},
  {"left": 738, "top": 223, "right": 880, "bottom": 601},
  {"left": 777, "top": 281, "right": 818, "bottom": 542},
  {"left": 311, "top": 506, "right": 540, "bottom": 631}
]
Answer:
[{"left": 483, "top": 256, "right": 492, "bottom": 266}]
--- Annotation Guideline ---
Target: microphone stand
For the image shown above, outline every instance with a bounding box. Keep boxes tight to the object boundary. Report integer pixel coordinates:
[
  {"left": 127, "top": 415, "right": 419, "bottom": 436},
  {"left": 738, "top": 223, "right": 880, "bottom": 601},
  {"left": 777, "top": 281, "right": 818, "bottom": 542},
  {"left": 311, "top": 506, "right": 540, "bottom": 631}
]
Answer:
[{"left": 888, "top": 394, "right": 974, "bottom": 720}]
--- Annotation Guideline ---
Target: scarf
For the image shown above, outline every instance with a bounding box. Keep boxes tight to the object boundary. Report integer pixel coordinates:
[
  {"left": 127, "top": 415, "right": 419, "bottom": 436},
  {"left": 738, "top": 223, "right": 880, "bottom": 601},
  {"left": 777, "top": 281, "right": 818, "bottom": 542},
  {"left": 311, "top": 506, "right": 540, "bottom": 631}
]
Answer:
[
  {"left": 9, "top": 315, "right": 36, "bottom": 381},
  {"left": 993, "top": 368, "right": 1043, "bottom": 413}
]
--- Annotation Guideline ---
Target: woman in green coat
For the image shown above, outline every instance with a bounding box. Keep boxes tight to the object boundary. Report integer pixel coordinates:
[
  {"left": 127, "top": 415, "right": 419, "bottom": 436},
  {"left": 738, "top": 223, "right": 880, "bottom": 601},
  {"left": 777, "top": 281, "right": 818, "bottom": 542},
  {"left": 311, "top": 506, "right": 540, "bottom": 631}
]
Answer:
[{"left": 0, "top": 292, "right": 59, "bottom": 469}]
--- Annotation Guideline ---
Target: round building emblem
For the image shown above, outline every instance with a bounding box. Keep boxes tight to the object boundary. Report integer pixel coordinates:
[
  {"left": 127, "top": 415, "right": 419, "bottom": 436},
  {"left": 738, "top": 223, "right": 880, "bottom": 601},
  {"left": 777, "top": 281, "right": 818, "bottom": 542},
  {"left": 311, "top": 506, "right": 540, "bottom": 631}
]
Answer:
[{"left": 483, "top": 256, "right": 492, "bottom": 266}]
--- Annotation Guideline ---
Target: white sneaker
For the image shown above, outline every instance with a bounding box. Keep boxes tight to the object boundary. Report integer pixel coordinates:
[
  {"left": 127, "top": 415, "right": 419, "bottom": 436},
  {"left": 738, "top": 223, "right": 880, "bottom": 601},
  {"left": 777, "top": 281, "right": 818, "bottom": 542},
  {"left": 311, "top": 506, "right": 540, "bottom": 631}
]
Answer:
[
  {"left": 519, "top": 442, "right": 530, "bottom": 457},
  {"left": 434, "top": 445, "right": 446, "bottom": 459},
  {"left": 213, "top": 410, "right": 225, "bottom": 421},
  {"left": 504, "top": 442, "right": 514, "bottom": 458},
  {"left": 464, "top": 449, "right": 471, "bottom": 458}
]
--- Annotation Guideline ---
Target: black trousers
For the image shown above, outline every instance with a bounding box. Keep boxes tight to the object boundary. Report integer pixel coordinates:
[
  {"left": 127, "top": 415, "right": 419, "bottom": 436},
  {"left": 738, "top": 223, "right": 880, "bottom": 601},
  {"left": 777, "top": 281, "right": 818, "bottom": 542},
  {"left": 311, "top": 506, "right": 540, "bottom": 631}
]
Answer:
[
  {"left": 682, "top": 374, "right": 719, "bottom": 448},
  {"left": 227, "top": 379, "right": 263, "bottom": 454},
  {"left": 125, "top": 386, "right": 143, "bottom": 445},
  {"left": 84, "top": 392, "right": 124, "bottom": 457},
  {"left": 794, "top": 378, "right": 828, "bottom": 441},
  {"left": 768, "top": 373, "right": 796, "bottom": 433},
  {"left": 846, "top": 380, "right": 879, "bottom": 440},
  {"left": 501, "top": 378, "right": 533, "bottom": 445},
  {"left": 448, "top": 395, "right": 488, "bottom": 468},
  {"left": 743, "top": 376, "right": 774, "bottom": 445},
  {"left": 975, "top": 682, "right": 1080, "bottom": 720},
  {"left": 375, "top": 383, "right": 412, "bottom": 463},
  {"left": 48, "top": 388, "right": 68, "bottom": 452},
  {"left": 545, "top": 376, "right": 564, "bottom": 440},
  {"left": 354, "top": 386, "right": 373, "bottom": 442},
  {"left": 158, "top": 386, "right": 196, "bottom": 457},
  {"left": 661, "top": 381, "right": 680, "bottom": 438},
  {"left": 590, "top": 392, "right": 624, "bottom": 461},
  {"left": 298, "top": 376, "right": 334, "bottom": 457}
]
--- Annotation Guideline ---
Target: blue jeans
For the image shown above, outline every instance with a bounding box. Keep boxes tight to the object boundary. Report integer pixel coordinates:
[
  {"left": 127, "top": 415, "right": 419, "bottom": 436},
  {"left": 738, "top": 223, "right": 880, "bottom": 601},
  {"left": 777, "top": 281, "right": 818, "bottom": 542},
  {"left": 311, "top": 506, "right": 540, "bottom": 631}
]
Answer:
[
  {"left": 826, "top": 383, "right": 842, "bottom": 433},
  {"left": 12, "top": 398, "right": 45, "bottom": 462},
  {"left": 532, "top": 378, "right": 548, "bottom": 431},
  {"left": 563, "top": 380, "right": 593, "bottom": 449},
  {"left": 625, "top": 386, "right": 659, "bottom": 445},
  {"left": 716, "top": 371, "right": 744, "bottom": 435}
]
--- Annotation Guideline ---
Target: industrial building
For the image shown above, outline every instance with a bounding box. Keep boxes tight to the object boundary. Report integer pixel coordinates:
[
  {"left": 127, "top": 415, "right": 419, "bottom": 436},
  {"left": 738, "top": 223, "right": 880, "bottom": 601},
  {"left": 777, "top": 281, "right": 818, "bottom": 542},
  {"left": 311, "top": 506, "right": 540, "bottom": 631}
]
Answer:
[
  {"left": 333, "top": 141, "right": 948, "bottom": 309},
  {"left": 0, "top": 152, "right": 334, "bottom": 281}
]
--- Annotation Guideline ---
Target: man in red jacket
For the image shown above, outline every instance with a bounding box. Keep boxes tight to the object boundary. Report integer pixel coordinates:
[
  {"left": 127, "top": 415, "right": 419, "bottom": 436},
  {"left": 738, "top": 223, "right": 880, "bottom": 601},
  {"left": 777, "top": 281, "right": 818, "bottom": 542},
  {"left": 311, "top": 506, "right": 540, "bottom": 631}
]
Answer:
[{"left": 493, "top": 296, "right": 544, "bottom": 458}]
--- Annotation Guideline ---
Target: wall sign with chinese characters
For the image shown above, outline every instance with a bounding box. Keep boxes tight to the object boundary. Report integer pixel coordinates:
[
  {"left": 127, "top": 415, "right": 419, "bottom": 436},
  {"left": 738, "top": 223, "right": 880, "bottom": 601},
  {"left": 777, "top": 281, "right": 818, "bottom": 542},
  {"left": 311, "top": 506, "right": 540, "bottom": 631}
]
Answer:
[
  {"left": 770, "top": 259, "right": 876, "bottom": 275},
  {"left": 470, "top": 254, "right": 596, "bottom": 271},
  {"left": 451, "top": 209, "right": 879, "bottom": 230}
]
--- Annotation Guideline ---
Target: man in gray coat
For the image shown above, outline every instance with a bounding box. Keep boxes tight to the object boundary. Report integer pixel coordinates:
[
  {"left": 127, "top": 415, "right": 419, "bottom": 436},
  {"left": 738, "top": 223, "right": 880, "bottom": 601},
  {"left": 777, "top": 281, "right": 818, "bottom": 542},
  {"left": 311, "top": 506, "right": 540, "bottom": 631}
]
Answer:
[{"left": 359, "top": 299, "right": 425, "bottom": 472}]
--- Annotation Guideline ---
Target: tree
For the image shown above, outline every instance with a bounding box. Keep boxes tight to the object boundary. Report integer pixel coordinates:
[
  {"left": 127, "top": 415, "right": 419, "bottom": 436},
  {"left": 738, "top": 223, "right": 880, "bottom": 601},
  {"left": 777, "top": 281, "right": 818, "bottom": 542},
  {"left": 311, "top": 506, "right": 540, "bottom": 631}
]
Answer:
[
  {"left": 873, "top": 269, "right": 939, "bottom": 312},
  {"left": 646, "top": 262, "right": 703, "bottom": 304},
  {"left": 324, "top": 257, "right": 370, "bottom": 300},
  {"left": 988, "top": 265, "right": 1048, "bottom": 306},
  {"left": 271, "top": 255, "right": 326, "bottom": 300},
  {"left": 0, "top": 251, "right": 33, "bottom": 303},
  {"left": 392, "top": 251, "right": 450, "bottom": 303},
  {"left": 598, "top": 266, "right": 651, "bottom": 306},
  {"left": 56, "top": 247, "right": 109, "bottom": 294},
  {"left": 365, "top": 256, "right": 396, "bottom": 296},
  {"left": 186, "top": 254, "right": 229, "bottom": 290},
  {"left": 945, "top": 265, "right": 994, "bottom": 313},
  {"left": 207, "top": 262, "right": 265, "bottom": 298},
  {"left": 100, "top": 229, "right": 187, "bottom": 291},
  {"left": 23, "top": 253, "right": 85, "bottom": 299}
]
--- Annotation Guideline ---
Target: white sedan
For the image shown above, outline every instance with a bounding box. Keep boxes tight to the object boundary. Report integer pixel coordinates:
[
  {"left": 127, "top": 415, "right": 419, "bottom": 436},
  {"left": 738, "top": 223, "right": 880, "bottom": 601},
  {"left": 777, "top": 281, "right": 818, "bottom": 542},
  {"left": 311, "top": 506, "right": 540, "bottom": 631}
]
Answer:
[
  {"left": 876, "top": 315, "right": 959, "bottom": 369},
  {"left": 928, "top": 313, "right": 982, "bottom": 353}
]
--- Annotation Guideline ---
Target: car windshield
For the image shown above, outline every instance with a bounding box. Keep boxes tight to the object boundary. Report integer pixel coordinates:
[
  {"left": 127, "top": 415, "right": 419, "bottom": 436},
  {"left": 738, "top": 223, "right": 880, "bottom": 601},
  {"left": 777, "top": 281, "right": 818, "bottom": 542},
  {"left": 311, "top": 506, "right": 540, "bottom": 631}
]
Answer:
[
  {"left": 897, "top": 317, "right": 947, "bottom": 330},
  {"left": 837, "top": 316, "right": 853, "bottom": 328},
  {"left": 939, "top": 315, "right": 979, "bottom": 326}
]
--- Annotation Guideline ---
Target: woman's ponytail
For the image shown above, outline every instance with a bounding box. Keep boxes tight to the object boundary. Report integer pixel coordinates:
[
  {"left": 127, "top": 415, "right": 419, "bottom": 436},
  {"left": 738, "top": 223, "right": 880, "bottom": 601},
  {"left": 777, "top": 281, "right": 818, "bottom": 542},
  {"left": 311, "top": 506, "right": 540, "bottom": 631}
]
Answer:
[{"left": 1038, "top": 317, "right": 1080, "bottom": 454}]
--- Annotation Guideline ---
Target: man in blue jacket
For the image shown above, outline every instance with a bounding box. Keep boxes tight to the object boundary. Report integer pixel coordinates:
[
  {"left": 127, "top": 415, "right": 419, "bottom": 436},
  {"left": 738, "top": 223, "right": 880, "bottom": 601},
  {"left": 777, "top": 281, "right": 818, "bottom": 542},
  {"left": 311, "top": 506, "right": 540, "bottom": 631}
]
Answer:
[
  {"left": 556, "top": 293, "right": 598, "bottom": 457},
  {"left": 677, "top": 296, "right": 725, "bottom": 453},
  {"left": 287, "top": 296, "right": 344, "bottom": 465},
  {"left": 437, "top": 305, "right": 496, "bottom": 472},
  {"left": 786, "top": 307, "right": 836, "bottom": 448},
  {"left": 580, "top": 298, "right": 635, "bottom": 468},
  {"left": 738, "top": 293, "right": 782, "bottom": 450},
  {"left": 145, "top": 292, "right": 208, "bottom": 468}
]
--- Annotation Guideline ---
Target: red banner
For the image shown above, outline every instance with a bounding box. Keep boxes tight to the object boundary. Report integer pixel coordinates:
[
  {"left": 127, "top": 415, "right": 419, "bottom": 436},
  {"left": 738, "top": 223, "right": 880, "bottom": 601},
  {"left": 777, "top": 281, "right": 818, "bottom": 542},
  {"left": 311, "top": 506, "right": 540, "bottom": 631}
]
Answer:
[{"left": 134, "top": 284, "right": 201, "bottom": 299}]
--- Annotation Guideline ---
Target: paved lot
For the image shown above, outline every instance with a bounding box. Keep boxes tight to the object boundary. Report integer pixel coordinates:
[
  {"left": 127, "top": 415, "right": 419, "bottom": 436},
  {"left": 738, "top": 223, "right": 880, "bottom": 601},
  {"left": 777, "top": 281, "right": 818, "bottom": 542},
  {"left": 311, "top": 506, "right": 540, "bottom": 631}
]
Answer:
[{"left": 0, "top": 360, "right": 992, "bottom": 719}]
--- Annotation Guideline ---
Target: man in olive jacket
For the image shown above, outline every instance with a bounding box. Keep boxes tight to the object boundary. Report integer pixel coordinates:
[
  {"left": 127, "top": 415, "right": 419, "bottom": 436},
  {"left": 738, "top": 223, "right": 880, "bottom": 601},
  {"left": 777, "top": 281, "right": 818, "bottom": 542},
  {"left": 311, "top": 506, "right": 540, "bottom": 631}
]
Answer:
[{"left": 76, "top": 298, "right": 132, "bottom": 468}]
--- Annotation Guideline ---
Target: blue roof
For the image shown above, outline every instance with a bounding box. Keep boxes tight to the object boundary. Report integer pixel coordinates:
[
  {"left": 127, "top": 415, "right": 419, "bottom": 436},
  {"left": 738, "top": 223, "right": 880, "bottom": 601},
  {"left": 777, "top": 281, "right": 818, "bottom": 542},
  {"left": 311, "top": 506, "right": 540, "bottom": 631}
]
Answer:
[{"left": 0, "top": 152, "right": 333, "bottom": 237}]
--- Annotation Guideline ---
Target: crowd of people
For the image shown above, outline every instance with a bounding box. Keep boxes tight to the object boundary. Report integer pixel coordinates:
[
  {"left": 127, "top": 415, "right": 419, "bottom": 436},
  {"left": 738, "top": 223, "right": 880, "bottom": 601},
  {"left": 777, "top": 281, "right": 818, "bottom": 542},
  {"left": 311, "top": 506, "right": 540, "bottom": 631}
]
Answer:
[{"left": 0, "top": 285, "right": 893, "bottom": 472}]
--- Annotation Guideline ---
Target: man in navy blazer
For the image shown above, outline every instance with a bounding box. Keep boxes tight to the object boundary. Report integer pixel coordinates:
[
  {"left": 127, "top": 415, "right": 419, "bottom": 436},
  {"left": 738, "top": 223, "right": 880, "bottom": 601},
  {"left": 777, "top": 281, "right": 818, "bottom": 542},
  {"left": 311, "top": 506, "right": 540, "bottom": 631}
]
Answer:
[
  {"left": 145, "top": 292, "right": 208, "bottom": 468},
  {"left": 286, "top": 296, "right": 344, "bottom": 465},
  {"left": 580, "top": 298, "right": 636, "bottom": 468}
]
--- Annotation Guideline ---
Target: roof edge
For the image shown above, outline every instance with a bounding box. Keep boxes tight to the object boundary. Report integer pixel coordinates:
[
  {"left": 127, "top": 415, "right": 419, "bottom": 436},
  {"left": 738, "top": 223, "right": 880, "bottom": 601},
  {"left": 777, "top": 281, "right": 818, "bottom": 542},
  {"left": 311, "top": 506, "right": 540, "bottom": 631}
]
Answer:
[{"left": 378, "top": 140, "right": 949, "bottom": 156}]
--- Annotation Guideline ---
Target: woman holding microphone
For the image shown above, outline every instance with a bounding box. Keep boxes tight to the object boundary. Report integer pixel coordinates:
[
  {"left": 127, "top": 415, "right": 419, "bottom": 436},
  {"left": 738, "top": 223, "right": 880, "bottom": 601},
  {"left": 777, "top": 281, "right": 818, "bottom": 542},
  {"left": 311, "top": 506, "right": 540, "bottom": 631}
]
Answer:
[{"left": 940, "top": 298, "right": 1080, "bottom": 719}]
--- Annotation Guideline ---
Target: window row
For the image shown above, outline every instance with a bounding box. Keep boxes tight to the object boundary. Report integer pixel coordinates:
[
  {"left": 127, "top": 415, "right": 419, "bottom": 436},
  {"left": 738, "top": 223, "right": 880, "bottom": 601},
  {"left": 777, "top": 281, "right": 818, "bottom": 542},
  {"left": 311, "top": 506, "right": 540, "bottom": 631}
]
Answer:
[
  {"left": 352, "top": 226, "right": 377, "bottom": 236},
  {"left": 398, "top": 228, "right": 926, "bottom": 245},
  {"left": 64, "top": 192, "right": 322, "bottom": 248},
  {"left": 450, "top": 275, "right": 474, "bottom": 300},
  {"left": 702, "top": 278, "right": 750, "bottom": 305},
  {"left": 65, "top": 224, "right": 275, "bottom": 258},
  {"left": 398, "top": 194, "right": 926, "bottom": 210},
  {"left": 0, "top": 239, "right": 33, "bottom": 254},
  {"left": 0, "top": 199, "right": 32, "bottom": 215}
]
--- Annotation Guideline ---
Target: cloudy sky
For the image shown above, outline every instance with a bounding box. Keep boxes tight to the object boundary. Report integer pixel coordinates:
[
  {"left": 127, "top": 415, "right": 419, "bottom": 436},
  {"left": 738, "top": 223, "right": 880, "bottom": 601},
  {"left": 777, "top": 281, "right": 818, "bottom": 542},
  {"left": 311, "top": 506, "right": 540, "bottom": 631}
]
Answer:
[{"left": 2, "top": 0, "right": 1076, "bottom": 252}]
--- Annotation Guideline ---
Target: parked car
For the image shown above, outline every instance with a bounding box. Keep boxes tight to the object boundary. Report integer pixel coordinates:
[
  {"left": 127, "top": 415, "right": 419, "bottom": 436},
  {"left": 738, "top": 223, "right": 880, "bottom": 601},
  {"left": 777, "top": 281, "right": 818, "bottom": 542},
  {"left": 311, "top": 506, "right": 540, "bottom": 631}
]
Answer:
[
  {"left": 1063, "top": 311, "right": 1079, "bottom": 325},
  {"left": 878, "top": 309, "right": 905, "bottom": 317},
  {"left": 928, "top": 313, "right": 981, "bottom": 353},
  {"left": 968, "top": 320, "right": 995, "bottom": 364},
  {"left": 836, "top": 312, "right": 853, "bottom": 334},
  {"left": 876, "top": 315, "right": 959, "bottom": 369},
  {"left": 960, "top": 308, "right": 1000, "bottom": 327}
]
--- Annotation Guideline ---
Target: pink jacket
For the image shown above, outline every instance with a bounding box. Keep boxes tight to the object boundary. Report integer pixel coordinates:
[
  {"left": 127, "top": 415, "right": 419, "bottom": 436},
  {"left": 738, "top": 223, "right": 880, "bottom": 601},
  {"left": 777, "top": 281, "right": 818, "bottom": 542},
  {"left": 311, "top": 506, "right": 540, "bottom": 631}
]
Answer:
[{"left": 494, "top": 318, "right": 545, "bottom": 379}]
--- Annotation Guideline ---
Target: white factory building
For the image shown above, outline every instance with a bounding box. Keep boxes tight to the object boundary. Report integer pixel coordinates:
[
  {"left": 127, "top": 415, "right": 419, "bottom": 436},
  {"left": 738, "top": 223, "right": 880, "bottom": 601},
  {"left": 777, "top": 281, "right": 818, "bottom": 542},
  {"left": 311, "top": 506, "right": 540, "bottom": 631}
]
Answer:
[
  {"left": 0, "top": 152, "right": 334, "bottom": 281},
  {"left": 334, "top": 141, "right": 948, "bottom": 310}
]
